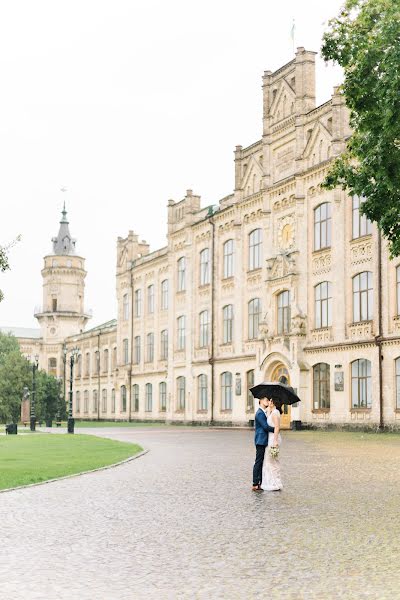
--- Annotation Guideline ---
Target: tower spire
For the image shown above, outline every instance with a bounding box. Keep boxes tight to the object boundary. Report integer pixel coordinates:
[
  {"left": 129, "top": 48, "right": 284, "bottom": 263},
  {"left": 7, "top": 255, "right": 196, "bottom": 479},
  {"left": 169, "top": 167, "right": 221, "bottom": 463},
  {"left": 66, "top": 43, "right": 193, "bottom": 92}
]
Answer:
[{"left": 51, "top": 204, "right": 76, "bottom": 255}]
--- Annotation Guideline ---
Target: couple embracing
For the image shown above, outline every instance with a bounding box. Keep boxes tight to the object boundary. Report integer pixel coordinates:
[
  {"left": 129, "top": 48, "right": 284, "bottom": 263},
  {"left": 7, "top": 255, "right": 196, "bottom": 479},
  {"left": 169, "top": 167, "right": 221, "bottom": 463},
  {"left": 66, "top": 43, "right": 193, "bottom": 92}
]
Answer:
[{"left": 252, "top": 395, "right": 283, "bottom": 492}]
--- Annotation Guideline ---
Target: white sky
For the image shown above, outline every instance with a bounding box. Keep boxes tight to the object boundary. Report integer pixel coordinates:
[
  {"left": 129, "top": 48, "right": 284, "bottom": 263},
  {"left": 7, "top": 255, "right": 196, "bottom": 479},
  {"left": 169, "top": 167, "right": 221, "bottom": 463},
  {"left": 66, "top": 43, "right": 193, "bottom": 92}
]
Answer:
[{"left": 0, "top": 0, "right": 343, "bottom": 329}]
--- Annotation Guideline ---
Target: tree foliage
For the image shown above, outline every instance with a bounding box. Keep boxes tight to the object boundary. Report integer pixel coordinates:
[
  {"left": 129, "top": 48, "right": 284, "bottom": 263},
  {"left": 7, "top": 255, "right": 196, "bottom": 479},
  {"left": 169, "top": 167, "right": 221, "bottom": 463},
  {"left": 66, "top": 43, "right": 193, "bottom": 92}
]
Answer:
[
  {"left": 0, "top": 332, "right": 61, "bottom": 423},
  {"left": 321, "top": 0, "right": 400, "bottom": 256}
]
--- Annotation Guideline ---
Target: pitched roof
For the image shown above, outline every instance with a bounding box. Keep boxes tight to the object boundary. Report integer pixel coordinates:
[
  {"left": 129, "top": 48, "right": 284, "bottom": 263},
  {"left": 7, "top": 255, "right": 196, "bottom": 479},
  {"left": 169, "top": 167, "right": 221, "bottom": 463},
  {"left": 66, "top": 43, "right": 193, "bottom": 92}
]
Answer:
[{"left": 0, "top": 326, "right": 42, "bottom": 340}]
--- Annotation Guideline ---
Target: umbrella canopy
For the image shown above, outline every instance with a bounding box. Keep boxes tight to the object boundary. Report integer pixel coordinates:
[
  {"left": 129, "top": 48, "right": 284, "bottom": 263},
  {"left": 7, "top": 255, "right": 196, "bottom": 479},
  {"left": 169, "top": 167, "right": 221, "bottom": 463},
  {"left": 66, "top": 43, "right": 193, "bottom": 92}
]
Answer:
[{"left": 250, "top": 381, "right": 301, "bottom": 405}]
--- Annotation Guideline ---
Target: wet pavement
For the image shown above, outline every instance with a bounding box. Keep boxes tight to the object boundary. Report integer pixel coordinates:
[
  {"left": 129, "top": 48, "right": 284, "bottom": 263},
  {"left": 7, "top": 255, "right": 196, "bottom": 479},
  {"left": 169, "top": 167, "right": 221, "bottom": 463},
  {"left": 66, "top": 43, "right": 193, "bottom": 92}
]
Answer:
[{"left": 1, "top": 427, "right": 400, "bottom": 599}]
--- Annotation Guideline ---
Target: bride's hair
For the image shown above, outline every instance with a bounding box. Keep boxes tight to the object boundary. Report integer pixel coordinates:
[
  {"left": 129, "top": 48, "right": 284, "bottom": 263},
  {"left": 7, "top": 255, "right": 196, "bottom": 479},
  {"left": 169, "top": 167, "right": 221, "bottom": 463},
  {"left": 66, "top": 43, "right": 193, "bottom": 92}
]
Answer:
[{"left": 270, "top": 397, "right": 283, "bottom": 414}]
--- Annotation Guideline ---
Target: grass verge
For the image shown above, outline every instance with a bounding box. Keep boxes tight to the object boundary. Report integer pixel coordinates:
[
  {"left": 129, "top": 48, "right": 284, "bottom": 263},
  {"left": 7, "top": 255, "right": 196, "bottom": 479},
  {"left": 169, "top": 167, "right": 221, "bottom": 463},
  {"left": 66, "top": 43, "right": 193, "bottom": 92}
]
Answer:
[{"left": 0, "top": 434, "right": 142, "bottom": 491}]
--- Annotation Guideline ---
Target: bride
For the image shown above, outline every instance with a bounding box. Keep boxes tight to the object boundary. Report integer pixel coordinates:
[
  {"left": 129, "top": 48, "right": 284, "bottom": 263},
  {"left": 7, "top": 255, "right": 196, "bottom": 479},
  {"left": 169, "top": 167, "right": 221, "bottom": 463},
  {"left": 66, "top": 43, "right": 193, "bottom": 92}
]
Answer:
[{"left": 261, "top": 397, "right": 283, "bottom": 491}]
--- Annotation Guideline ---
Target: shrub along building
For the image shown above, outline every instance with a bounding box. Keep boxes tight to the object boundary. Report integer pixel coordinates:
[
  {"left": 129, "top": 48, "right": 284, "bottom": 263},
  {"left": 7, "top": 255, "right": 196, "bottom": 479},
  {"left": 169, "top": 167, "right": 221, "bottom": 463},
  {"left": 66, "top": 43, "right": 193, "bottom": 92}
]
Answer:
[{"left": 5, "top": 48, "right": 400, "bottom": 428}]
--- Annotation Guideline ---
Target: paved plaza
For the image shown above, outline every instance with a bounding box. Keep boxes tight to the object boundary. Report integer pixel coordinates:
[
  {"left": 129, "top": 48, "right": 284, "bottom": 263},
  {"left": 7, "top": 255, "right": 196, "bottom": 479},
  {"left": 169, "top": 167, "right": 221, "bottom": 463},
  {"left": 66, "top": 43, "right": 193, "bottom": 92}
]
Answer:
[{"left": 1, "top": 427, "right": 400, "bottom": 599}]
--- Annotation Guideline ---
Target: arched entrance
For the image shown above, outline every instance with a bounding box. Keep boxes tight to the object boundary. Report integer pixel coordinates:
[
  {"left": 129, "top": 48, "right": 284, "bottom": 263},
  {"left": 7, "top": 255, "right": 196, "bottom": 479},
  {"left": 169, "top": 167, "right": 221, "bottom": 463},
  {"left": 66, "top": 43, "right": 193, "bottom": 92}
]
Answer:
[{"left": 270, "top": 363, "right": 291, "bottom": 430}]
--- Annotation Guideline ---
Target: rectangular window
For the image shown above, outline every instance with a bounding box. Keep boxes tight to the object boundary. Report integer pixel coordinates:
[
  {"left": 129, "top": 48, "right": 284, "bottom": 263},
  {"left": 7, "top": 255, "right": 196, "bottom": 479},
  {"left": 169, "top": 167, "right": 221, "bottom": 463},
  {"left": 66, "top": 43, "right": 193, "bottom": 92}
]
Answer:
[
  {"left": 221, "top": 372, "right": 233, "bottom": 410},
  {"left": 147, "top": 285, "right": 154, "bottom": 313},
  {"left": 315, "top": 282, "right": 332, "bottom": 329},
  {"left": 123, "top": 339, "right": 129, "bottom": 365},
  {"left": 112, "top": 347, "right": 117, "bottom": 370},
  {"left": 134, "top": 336, "right": 141, "bottom": 364},
  {"left": 177, "top": 377, "right": 185, "bottom": 410},
  {"left": 134, "top": 289, "right": 142, "bottom": 317},
  {"left": 248, "top": 299, "right": 261, "bottom": 340},
  {"left": 85, "top": 353, "right": 90, "bottom": 377},
  {"left": 103, "top": 349, "right": 109, "bottom": 373},
  {"left": 111, "top": 389, "right": 115, "bottom": 413},
  {"left": 314, "top": 203, "right": 331, "bottom": 251},
  {"left": 249, "top": 229, "right": 262, "bottom": 270},
  {"left": 352, "top": 196, "right": 372, "bottom": 239},
  {"left": 177, "top": 316, "right": 186, "bottom": 350},
  {"left": 160, "top": 330, "right": 168, "bottom": 360},
  {"left": 159, "top": 382, "right": 167, "bottom": 412},
  {"left": 313, "top": 363, "right": 330, "bottom": 410},
  {"left": 123, "top": 293, "right": 129, "bottom": 320},
  {"left": 277, "top": 291, "right": 291, "bottom": 334},
  {"left": 223, "top": 239, "right": 234, "bottom": 278},
  {"left": 145, "top": 383, "right": 152, "bottom": 412},
  {"left": 223, "top": 305, "right": 233, "bottom": 344},
  {"left": 200, "top": 248, "right": 210, "bottom": 285},
  {"left": 84, "top": 390, "right": 89, "bottom": 413},
  {"left": 199, "top": 311, "right": 210, "bottom": 348},
  {"left": 246, "top": 370, "right": 255, "bottom": 411},
  {"left": 177, "top": 257, "right": 186, "bottom": 292},
  {"left": 353, "top": 272, "right": 373, "bottom": 322},
  {"left": 161, "top": 279, "right": 169, "bottom": 310},
  {"left": 198, "top": 375, "right": 208, "bottom": 411},
  {"left": 76, "top": 391, "right": 80, "bottom": 413},
  {"left": 132, "top": 384, "right": 139, "bottom": 412},
  {"left": 351, "top": 359, "right": 372, "bottom": 408},
  {"left": 95, "top": 351, "right": 100, "bottom": 374},
  {"left": 101, "top": 389, "right": 107, "bottom": 413},
  {"left": 146, "top": 333, "right": 154, "bottom": 362}
]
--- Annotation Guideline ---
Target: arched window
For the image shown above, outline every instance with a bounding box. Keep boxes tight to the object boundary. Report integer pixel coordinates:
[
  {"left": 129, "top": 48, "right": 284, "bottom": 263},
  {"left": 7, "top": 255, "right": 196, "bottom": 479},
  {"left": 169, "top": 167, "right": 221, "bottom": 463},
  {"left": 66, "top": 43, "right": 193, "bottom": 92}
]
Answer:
[
  {"left": 352, "top": 196, "right": 372, "bottom": 239},
  {"left": 93, "top": 390, "right": 98, "bottom": 413},
  {"left": 131, "top": 384, "right": 139, "bottom": 412},
  {"left": 177, "top": 316, "right": 186, "bottom": 350},
  {"left": 246, "top": 370, "right": 255, "bottom": 412},
  {"left": 120, "top": 385, "right": 127, "bottom": 412},
  {"left": 396, "top": 358, "right": 400, "bottom": 410},
  {"left": 315, "top": 282, "right": 332, "bottom": 328},
  {"left": 177, "top": 257, "right": 186, "bottom": 291},
  {"left": 84, "top": 390, "right": 89, "bottom": 413},
  {"left": 147, "top": 284, "right": 155, "bottom": 313},
  {"left": 353, "top": 272, "right": 373, "bottom": 322},
  {"left": 146, "top": 333, "right": 154, "bottom": 362},
  {"left": 199, "top": 310, "right": 210, "bottom": 348},
  {"left": 314, "top": 203, "right": 331, "bottom": 251},
  {"left": 198, "top": 374, "right": 208, "bottom": 411},
  {"left": 177, "top": 376, "right": 186, "bottom": 411},
  {"left": 111, "top": 389, "right": 115, "bottom": 413},
  {"left": 249, "top": 229, "right": 262, "bottom": 270},
  {"left": 248, "top": 298, "right": 261, "bottom": 340},
  {"left": 313, "top": 363, "right": 330, "bottom": 410},
  {"left": 223, "top": 239, "right": 234, "bottom": 278},
  {"left": 145, "top": 383, "right": 152, "bottom": 412},
  {"left": 199, "top": 248, "right": 210, "bottom": 285},
  {"left": 221, "top": 372, "right": 233, "bottom": 410},
  {"left": 160, "top": 329, "right": 168, "bottom": 360},
  {"left": 277, "top": 291, "right": 291, "bottom": 334},
  {"left": 159, "top": 382, "right": 167, "bottom": 412},
  {"left": 101, "top": 389, "right": 107, "bottom": 413},
  {"left": 223, "top": 305, "right": 234, "bottom": 344},
  {"left": 351, "top": 359, "right": 372, "bottom": 408},
  {"left": 76, "top": 391, "right": 81, "bottom": 413}
]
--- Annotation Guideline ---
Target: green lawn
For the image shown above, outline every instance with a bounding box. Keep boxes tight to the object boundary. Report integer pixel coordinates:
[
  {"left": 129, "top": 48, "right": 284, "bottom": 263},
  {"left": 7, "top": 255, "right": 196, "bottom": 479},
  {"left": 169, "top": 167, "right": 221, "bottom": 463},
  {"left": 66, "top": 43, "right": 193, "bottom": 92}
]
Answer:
[{"left": 0, "top": 434, "right": 142, "bottom": 491}]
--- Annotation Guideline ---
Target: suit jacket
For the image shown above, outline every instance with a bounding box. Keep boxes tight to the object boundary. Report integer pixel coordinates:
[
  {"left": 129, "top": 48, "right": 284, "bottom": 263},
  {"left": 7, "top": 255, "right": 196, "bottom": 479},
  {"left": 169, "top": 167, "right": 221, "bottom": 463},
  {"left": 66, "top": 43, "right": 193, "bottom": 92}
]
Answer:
[{"left": 254, "top": 407, "right": 275, "bottom": 446}]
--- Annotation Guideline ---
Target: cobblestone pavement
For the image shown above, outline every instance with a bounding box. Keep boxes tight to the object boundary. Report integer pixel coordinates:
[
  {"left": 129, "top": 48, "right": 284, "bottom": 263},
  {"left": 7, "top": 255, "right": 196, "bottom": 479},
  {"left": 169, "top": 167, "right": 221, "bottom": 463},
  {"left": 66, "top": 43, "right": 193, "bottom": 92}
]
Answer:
[{"left": 1, "top": 427, "right": 400, "bottom": 600}]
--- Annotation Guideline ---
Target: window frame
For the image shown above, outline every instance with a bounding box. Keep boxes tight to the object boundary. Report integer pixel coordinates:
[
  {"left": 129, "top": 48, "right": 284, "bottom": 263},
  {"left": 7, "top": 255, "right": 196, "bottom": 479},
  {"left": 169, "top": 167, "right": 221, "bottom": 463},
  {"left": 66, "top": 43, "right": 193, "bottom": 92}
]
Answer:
[
  {"left": 223, "top": 239, "right": 234, "bottom": 278},
  {"left": 177, "top": 257, "right": 186, "bottom": 292},
  {"left": 248, "top": 229, "right": 262, "bottom": 271},
  {"left": 277, "top": 290, "right": 291, "bottom": 335},
  {"left": 198, "top": 374, "right": 208, "bottom": 411},
  {"left": 313, "top": 363, "right": 331, "bottom": 410},
  {"left": 159, "top": 382, "right": 167, "bottom": 412},
  {"left": 177, "top": 376, "right": 186, "bottom": 411},
  {"left": 222, "top": 304, "right": 234, "bottom": 344},
  {"left": 199, "top": 248, "right": 210, "bottom": 286},
  {"left": 314, "top": 202, "right": 332, "bottom": 251},
  {"left": 352, "top": 195, "right": 372, "bottom": 239},
  {"left": 248, "top": 298, "right": 261, "bottom": 340},
  {"left": 351, "top": 359, "right": 372, "bottom": 409},
  {"left": 352, "top": 271, "right": 373, "bottom": 323},
  {"left": 199, "top": 310, "right": 210, "bottom": 348},
  {"left": 177, "top": 315, "right": 186, "bottom": 350},
  {"left": 221, "top": 371, "right": 233, "bottom": 410},
  {"left": 315, "top": 282, "right": 332, "bottom": 329}
]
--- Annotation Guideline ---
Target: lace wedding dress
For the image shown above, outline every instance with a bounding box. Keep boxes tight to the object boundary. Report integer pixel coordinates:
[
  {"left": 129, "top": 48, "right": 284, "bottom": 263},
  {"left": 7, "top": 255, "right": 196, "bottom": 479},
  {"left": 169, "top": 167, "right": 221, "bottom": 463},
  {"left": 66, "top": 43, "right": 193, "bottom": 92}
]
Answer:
[{"left": 261, "top": 408, "right": 283, "bottom": 491}]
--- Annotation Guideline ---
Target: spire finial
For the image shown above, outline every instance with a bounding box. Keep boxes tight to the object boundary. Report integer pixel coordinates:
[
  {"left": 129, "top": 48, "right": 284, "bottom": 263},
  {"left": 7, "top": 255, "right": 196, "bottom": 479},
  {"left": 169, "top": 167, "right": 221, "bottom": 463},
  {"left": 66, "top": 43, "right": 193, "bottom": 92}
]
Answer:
[{"left": 60, "top": 188, "right": 68, "bottom": 223}]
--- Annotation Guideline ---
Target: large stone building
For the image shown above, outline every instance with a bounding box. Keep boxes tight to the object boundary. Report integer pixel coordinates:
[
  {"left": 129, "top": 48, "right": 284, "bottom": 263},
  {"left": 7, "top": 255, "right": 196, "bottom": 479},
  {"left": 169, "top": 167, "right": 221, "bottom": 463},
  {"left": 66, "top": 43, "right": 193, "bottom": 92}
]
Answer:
[{"left": 4, "top": 48, "right": 400, "bottom": 429}]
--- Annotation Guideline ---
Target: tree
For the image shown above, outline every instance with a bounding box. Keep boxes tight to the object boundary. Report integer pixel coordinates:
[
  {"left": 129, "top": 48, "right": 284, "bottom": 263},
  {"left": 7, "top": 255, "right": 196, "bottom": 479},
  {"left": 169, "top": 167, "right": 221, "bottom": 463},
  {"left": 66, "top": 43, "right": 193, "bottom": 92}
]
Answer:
[
  {"left": 321, "top": 0, "right": 400, "bottom": 256},
  {"left": 0, "top": 245, "right": 10, "bottom": 302}
]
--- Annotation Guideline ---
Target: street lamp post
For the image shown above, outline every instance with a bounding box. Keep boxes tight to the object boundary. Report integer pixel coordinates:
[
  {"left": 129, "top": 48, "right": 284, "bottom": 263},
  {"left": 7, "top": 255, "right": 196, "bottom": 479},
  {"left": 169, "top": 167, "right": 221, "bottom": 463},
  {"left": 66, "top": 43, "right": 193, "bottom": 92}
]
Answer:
[
  {"left": 56, "top": 376, "right": 63, "bottom": 425},
  {"left": 30, "top": 355, "right": 39, "bottom": 431},
  {"left": 67, "top": 347, "right": 79, "bottom": 434}
]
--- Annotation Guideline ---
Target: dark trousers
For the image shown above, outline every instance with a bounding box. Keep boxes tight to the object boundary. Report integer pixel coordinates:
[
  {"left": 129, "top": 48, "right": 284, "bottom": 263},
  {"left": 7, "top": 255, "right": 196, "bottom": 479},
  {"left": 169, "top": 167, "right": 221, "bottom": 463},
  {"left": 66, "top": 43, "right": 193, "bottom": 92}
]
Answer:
[{"left": 253, "top": 444, "right": 266, "bottom": 485}]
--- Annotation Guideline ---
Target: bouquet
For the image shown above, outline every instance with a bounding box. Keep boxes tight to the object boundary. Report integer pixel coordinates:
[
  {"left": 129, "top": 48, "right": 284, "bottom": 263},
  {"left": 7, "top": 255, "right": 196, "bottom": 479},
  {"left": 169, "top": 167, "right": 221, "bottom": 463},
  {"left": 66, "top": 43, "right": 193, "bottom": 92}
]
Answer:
[{"left": 269, "top": 446, "right": 279, "bottom": 459}]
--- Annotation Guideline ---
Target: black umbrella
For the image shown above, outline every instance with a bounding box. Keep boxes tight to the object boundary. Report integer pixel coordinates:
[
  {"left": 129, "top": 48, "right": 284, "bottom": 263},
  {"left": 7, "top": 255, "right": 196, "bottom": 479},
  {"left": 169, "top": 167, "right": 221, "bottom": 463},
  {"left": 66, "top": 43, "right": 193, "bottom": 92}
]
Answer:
[{"left": 250, "top": 381, "right": 301, "bottom": 405}]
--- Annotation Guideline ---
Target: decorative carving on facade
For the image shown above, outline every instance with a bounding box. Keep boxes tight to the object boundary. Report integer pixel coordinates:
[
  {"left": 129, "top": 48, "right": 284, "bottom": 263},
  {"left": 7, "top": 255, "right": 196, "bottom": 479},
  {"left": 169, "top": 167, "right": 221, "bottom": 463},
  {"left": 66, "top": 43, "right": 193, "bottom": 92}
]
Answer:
[
  {"left": 247, "top": 271, "right": 262, "bottom": 287},
  {"left": 218, "top": 220, "right": 237, "bottom": 233},
  {"left": 266, "top": 251, "right": 297, "bottom": 281},
  {"left": 195, "top": 230, "right": 211, "bottom": 242},
  {"left": 312, "top": 250, "right": 331, "bottom": 275},
  {"left": 243, "top": 208, "right": 264, "bottom": 224},
  {"left": 393, "top": 316, "right": 400, "bottom": 334},
  {"left": 273, "top": 195, "right": 296, "bottom": 212},
  {"left": 243, "top": 341, "right": 257, "bottom": 354},
  {"left": 219, "top": 344, "right": 233, "bottom": 356},
  {"left": 291, "top": 310, "right": 307, "bottom": 336},
  {"left": 348, "top": 321, "right": 374, "bottom": 340},
  {"left": 311, "top": 327, "right": 332, "bottom": 343},
  {"left": 194, "top": 348, "right": 209, "bottom": 361},
  {"left": 350, "top": 239, "right": 373, "bottom": 265}
]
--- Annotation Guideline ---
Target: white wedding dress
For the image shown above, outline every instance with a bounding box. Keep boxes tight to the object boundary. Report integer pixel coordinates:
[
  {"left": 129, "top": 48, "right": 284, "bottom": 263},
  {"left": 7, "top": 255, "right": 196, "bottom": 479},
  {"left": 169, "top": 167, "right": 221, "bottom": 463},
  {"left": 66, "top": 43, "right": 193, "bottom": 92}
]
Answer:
[{"left": 261, "top": 408, "right": 283, "bottom": 491}]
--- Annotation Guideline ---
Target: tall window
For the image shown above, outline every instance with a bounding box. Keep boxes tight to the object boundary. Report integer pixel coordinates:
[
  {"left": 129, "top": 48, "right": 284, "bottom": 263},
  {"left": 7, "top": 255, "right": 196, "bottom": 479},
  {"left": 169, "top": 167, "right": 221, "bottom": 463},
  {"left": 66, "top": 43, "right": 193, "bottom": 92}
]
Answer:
[
  {"left": 198, "top": 374, "right": 208, "bottom": 411},
  {"left": 160, "top": 329, "right": 168, "bottom": 360},
  {"left": 147, "top": 284, "right": 154, "bottom": 313},
  {"left": 249, "top": 229, "right": 262, "bottom": 270},
  {"left": 396, "top": 358, "right": 400, "bottom": 410},
  {"left": 223, "top": 239, "right": 234, "bottom": 278},
  {"left": 159, "top": 382, "right": 167, "bottom": 412},
  {"left": 120, "top": 385, "right": 127, "bottom": 412},
  {"left": 352, "top": 196, "right": 372, "bottom": 239},
  {"left": 161, "top": 279, "right": 169, "bottom": 310},
  {"left": 111, "top": 389, "right": 115, "bottom": 413},
  {"left": 101, "top": 389, "right": 107, "bottom": 413},
  {"left": 146, "top": 333, "right": 154, "bottom": 362},
  {"left": 132, "top": 384, "right": 139, "bottom": 412},
  {"left": 134, "top": 336, "right": 141, "bottom": 364},
  {"left": 199, "top": 310, "right": 210, "bottom": 348},
  {"left": 48, "top": 357, "right": 57, "bottom": 376},
  {"left": 199, "top": 248, "right": 210, "bottom": 285},
  {"left": 314, "top": 203, "right": 331, "bottom": 251},
  {"left": 177, "top": 257, "right": 186, "bottom": 291},
  {"left": 145, "top": 383, "right": 153, "bottom": 412},
  {"left": 315, "top": 282, "right": 332, "bottom": 329},
  {"left": 353, "top": 272, "right": 373, "bottom": 322},
  {"left": 93, "top": 390, "right": 98, "bottom": 413},
  {"left": 277, "top": 291, "right": 291, "bottom": 334},
  {"left": 223, "top": 305, "right": 234, "bottom": 344},
  {"left": 134, "top": 289, "right": 142, "bottom": 317},
  {"left": 95, "top": 351, "right": 100, "bottom": 374},
  {"left": 123, "top": 293, "right": 129, "bottom": 320},
  {"left": 351, "top": 359, "right": 372, "bottom": 408},
  {"left": 221, "top": 372, "right": 233, "bottom": 410},
  {"left": 77, "top": 354, "right": 82, "bottom": 377},
  {"left": 177, "top": 376, "right": 185, "bottom": 410},
  {"left": 84, "top": 390, "right": 89, "bottom": 413},
  {"left": 313, "top": 363, "right": 330, "bottom": 410},
  {"left": 246, "top": 370, "right": 255, "bottom": 411},
  {"left": 123, "top": 339, "right": 129, "bottom": 365},
  {"left": 85, "top": 353, "right": 90, "bottom": 376},
  {"left": 248, "top": 298, "right": 261, "bottom": 340},
  {"left": 112, "top": 347, "right": 117, "bottom": 370},
  {"left": 397, "top": 267, "right": 400, "bottom": 315},
  {"left": 103, "top": 349, "right": 109, "bottom": 373},
  {"left": 76, "top": 391, "right": 80, "bottom": 413},
  {"left": 177, "top": 315, "right": 186, "bottom": 350}
]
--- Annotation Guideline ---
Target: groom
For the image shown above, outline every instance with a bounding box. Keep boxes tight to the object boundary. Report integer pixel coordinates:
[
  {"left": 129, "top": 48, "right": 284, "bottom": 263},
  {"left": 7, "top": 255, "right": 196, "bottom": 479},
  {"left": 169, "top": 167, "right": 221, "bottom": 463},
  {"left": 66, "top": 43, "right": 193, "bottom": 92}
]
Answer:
[{"left": 252, "top": 397, "right": 275, "bottom": 491}]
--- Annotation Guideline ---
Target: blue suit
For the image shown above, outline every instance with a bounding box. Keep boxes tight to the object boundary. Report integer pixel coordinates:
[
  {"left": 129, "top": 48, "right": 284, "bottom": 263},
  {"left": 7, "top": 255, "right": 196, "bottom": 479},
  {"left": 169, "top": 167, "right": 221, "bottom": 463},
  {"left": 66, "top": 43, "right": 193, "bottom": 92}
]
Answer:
[{"left": 253, "top": 407, "right": 275, "bottom": 486}]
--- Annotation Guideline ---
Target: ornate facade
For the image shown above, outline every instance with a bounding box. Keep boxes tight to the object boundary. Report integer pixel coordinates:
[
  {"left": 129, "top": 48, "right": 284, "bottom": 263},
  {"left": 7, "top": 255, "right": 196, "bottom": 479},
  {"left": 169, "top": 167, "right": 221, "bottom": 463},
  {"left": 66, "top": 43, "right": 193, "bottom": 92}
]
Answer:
[{"left": 5, "top": 48, "right": 400, "bottom": 428}]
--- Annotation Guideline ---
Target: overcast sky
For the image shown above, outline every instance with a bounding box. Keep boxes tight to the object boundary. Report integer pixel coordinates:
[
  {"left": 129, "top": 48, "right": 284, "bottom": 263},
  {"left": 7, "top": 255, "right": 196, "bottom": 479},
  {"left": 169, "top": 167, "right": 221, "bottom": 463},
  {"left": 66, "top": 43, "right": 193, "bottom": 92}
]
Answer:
[{"left": 0, "top": 0, "right": 343, "bottom": 329}]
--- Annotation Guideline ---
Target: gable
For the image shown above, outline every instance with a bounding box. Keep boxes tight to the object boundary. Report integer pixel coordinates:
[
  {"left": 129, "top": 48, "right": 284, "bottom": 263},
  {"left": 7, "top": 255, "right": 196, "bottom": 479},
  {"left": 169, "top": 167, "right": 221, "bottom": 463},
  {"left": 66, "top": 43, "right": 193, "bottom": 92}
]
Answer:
[
  {"left": 303, "top": 121, "right": 332, "bottom": 167},
  {"left": 241, "top": 155, "right": 264, "bottom": 195},
  {"left": 270, "top": 79, "right": 295, "bottom": 123}
]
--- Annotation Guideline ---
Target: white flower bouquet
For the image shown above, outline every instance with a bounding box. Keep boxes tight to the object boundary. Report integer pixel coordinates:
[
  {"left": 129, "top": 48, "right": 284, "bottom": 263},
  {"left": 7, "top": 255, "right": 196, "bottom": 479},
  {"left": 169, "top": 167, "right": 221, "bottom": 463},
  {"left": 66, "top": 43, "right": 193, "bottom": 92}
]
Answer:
[{"left": 269, "top": 446, "right": 279, "bottom": 459}]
